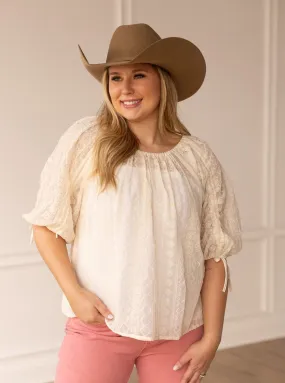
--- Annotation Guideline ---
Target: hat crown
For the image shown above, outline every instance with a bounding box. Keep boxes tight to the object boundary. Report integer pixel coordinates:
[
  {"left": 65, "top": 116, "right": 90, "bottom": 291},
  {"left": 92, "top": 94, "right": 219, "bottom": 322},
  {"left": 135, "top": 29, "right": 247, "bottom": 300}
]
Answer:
[{"left": 106, "top": 23, "right": 161, "bottom": 63}]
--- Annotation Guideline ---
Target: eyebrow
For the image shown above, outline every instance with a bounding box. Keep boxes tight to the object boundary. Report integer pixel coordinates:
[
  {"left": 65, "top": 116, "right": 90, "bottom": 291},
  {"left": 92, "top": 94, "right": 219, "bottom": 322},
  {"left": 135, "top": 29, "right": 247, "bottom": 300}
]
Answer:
[{"left": 109, "top": 68, "right": 149, "bottom": 75}]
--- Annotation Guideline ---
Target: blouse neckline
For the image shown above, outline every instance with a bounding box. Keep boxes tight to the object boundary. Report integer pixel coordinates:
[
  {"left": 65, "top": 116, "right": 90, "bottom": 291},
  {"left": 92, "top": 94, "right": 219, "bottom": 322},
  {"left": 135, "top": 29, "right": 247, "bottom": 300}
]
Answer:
[{"left": 136, "top": 134, "right": 186, "bottom": 157}]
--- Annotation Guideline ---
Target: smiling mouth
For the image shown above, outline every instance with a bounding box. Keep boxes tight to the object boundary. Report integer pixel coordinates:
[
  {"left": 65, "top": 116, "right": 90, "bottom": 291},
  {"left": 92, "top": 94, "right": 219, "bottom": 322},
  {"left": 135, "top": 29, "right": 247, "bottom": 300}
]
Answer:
[{"left": 120, "top": 99, "right": 142, "bottom": 108}]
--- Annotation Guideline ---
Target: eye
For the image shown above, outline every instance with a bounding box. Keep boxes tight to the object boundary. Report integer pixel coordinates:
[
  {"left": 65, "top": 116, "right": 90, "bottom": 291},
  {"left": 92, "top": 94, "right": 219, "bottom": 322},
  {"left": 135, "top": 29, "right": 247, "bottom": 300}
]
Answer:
[
  {"left": 134, "top": 73, "right": 145, "bottom": 79},
  {"left": 110, "top": 76, "right": 121, "bottom": 82}
]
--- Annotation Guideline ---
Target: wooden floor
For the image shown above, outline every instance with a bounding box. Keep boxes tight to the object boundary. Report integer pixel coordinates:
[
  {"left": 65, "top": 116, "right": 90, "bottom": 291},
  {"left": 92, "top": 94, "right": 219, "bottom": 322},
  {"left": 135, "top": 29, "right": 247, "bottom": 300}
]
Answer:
[{"left": 205, "top": 337, "right": 285, "bottom": 383}]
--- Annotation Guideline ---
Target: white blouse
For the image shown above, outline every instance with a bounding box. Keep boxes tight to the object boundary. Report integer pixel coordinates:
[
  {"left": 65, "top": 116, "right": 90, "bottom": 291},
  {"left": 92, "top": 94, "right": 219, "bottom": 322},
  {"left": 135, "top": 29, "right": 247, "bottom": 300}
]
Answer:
[{"left": 23, "top": 116, "right": 242, "bottom": 341}]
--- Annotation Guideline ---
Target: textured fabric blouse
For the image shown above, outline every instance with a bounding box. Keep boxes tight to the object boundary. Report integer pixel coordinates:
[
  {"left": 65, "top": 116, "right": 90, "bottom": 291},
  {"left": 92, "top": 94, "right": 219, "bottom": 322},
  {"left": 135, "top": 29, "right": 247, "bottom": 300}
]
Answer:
[{"left": 23, "top": 116, "right": 242, "bottom": 341}]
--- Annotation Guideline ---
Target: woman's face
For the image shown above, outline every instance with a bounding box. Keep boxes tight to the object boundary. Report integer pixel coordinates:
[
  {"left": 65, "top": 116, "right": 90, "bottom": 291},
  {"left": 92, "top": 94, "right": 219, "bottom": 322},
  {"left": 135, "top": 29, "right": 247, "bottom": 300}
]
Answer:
[{"left": 108, "top": 63, "right": 161, "bottom": 123}]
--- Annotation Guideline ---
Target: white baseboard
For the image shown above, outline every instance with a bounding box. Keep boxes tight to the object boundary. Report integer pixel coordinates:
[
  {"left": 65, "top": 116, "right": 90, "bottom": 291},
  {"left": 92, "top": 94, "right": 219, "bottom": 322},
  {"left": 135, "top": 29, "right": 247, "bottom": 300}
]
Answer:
[
  {"left": 220, "top": 311, "right": 285, "bottom": 349},
  {"left": 0, "top": 347, "right": 58, "bottom": 383}
]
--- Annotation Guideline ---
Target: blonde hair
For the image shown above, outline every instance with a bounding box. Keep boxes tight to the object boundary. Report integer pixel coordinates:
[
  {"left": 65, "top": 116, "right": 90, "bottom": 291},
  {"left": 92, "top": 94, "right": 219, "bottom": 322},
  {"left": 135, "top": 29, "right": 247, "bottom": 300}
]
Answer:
[{"left": 90, "top": 65, "right": 190, "bottom": 192}]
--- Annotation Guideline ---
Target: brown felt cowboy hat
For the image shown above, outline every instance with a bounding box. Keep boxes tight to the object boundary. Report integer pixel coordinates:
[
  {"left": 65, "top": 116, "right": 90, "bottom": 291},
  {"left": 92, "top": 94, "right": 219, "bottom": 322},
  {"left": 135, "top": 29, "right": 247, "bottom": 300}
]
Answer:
[{"left": 78, "top": 23, "right": 206, "bottom": 102}]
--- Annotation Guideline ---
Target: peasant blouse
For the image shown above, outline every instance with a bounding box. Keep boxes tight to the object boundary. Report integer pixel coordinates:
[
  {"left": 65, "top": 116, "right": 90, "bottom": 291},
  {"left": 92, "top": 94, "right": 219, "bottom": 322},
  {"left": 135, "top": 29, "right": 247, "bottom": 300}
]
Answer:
[{"left": 23, "top": 115, "right": 242, "bottom": 341}]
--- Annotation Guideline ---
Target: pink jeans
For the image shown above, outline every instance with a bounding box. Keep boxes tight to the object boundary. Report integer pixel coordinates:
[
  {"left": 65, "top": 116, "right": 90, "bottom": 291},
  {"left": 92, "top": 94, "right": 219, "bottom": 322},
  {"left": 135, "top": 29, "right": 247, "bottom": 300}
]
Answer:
[{"left": 55, "top": 317, "right": 204, "bottom": 383}]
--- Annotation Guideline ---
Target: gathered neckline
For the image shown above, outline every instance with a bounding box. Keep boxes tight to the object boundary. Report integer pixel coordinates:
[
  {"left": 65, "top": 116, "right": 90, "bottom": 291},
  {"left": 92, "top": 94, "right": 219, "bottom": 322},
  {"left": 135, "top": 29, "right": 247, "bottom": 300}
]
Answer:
[{"left": 136, "top": 135, "right": 186, "bottom": 157}]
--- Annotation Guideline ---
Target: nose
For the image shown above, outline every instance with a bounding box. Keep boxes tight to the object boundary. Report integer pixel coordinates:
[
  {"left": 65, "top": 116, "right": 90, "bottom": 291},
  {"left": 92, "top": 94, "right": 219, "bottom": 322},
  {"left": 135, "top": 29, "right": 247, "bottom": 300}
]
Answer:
[{"left": 121, "top": 78, "right": 134, "bottom": 95}]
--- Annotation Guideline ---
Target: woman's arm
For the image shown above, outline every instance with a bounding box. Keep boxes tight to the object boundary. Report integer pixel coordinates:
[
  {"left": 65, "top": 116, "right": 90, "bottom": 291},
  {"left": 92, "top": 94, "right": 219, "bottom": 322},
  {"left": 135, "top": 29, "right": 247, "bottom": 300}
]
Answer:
[
  {"left": 201, "top": 258, "right": 228, "bottom": 347},
  {"left": 172, "top": 258, "right": 226, "bottom": 377},
  {"left": 32, "top": 225, "right": 114, "bottom": 323},
  {"left": 32, "top": 225, "right": 81, "bottom": 299}
]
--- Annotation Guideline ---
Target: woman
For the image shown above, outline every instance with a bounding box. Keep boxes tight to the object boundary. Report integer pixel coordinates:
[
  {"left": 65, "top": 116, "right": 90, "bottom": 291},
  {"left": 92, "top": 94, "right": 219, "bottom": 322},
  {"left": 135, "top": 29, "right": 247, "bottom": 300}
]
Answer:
[{"left": 23, "top": 23, "right": 242, "bottom": 383}]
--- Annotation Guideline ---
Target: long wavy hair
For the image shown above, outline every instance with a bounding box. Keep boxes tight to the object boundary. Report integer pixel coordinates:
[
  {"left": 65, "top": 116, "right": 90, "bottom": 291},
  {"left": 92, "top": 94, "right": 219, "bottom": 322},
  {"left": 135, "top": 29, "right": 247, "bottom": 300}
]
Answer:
[{"left": 90, "top": 65, "right": 191, "bottom": 192}]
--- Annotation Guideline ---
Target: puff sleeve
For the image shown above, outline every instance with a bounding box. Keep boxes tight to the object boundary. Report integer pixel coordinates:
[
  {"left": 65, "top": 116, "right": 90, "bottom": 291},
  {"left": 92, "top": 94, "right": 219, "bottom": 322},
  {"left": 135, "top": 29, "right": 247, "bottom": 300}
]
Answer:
[
  {"left": 200, "top": 146, "right": 242, "bottom": 293},
  {"left": 22, "top": 116, "right": 96, "bottom": 244}
]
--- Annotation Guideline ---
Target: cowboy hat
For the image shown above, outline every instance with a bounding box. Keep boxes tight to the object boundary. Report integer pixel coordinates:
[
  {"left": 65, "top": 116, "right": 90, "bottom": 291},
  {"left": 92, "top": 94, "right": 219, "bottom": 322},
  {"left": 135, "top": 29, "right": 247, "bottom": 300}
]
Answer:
[{"left": 78, "top": 23, "right": 206, "bottom": 102}]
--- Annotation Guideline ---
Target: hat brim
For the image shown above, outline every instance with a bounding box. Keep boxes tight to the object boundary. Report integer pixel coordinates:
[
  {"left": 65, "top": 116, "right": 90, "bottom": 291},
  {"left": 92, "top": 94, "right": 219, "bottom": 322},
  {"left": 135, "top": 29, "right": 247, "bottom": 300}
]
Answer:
[{"left": 78, "top": 37, "right": 206, "bottom": 102}]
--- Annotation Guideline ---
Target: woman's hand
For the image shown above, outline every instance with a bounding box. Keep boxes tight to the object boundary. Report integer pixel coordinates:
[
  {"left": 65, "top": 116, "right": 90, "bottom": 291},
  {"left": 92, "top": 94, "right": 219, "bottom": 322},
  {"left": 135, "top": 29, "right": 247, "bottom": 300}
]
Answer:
[
  {"left": 67, "top": 286, "right": 114, "bottom": 325},
  {"left": 173, "top": 336, "right": 219, "bottom": 383}
]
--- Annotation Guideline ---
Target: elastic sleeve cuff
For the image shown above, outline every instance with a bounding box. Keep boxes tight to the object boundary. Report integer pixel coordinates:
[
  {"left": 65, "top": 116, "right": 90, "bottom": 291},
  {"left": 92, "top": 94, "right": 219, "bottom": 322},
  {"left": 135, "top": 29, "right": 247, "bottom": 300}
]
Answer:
[{"left": 28, "top": 225, "right": 60, "bottom": 244}]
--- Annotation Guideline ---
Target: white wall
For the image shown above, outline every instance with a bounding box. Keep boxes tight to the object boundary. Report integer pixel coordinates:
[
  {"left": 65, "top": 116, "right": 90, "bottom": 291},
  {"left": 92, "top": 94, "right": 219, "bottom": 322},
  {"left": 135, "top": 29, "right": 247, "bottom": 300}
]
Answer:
[{"left": 0, "top": 1, "right": 284, "bottom": 382}]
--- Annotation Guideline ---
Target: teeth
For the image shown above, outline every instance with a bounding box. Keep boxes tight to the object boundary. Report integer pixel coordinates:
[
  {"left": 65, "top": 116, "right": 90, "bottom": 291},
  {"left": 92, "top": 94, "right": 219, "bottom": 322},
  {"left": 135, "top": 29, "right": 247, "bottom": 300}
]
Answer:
[{"left": 123, "top": 100, "right": 141, "bottom": 105}]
